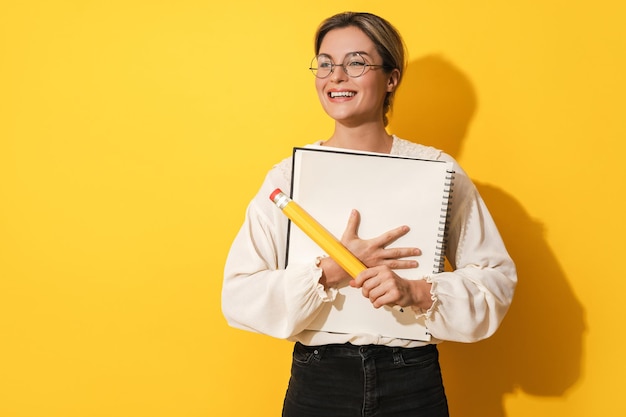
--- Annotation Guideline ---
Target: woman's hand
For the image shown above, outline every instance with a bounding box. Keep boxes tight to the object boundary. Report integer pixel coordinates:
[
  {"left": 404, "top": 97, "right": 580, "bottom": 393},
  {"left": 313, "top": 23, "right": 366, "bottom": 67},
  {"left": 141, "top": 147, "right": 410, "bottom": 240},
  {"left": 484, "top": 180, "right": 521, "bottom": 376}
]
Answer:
[
  {"left": 319, "top": 209, "right": 421, "bottom": 288},
  {"left": 341, "top": 209, "right": 421, "bottom": 269},
  {"left": 350, "top": 265, "right": 434, "bottom": 310}
]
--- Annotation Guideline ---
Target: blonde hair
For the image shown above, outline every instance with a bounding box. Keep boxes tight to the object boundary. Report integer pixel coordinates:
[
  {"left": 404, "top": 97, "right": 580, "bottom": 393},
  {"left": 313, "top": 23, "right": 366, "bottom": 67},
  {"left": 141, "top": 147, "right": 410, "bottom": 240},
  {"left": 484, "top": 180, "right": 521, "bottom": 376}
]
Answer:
[{"left": 314, "top": 12, "right": 407, "bottom": 126}]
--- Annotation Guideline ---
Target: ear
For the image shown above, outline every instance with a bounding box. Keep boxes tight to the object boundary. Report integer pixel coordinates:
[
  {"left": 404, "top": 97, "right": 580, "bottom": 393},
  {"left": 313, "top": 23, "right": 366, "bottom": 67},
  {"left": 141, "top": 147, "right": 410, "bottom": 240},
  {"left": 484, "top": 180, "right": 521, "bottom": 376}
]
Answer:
[{"left": 386, "top": 68, "right": 401, "bottom": 92}]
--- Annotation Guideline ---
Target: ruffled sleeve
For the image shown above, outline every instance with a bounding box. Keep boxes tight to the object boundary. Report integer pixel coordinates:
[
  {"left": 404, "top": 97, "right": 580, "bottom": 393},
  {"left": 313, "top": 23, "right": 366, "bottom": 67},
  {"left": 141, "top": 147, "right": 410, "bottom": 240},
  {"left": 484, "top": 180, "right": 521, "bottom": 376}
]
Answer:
[
  {"left": 422, "top": 167, "right": 517, "bottom": 342},
  {"left": 221, "top": 161, "right": 336, "bottom": 339}
]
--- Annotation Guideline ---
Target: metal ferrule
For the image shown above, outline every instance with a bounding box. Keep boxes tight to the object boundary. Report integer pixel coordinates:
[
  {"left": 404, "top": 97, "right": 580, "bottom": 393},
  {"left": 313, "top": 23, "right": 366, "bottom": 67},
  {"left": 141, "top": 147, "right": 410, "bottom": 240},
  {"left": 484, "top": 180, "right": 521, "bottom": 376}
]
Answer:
[{"left": 272, "top": 191, "right": 291, "bottom": 209}]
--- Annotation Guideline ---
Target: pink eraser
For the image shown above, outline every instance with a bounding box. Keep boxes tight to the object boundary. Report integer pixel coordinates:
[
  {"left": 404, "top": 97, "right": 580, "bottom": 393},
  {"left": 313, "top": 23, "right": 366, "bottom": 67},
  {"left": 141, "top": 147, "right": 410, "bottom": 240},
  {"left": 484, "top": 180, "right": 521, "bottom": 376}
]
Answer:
[{"left": 269, "top": 188, "right": 283, "bottom": 202}]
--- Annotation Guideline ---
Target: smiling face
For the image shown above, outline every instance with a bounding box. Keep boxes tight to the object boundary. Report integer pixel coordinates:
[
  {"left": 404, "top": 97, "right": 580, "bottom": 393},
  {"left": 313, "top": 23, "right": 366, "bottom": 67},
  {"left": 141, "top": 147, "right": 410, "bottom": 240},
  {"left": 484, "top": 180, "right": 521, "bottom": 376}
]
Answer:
[{"left": 315, "top": 26, "right": 399, "bottom": 127}]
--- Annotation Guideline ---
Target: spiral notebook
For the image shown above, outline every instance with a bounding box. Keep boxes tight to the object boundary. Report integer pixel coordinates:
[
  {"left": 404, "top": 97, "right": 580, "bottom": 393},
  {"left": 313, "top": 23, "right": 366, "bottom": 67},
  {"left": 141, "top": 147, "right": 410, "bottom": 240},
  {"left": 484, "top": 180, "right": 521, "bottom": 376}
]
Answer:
[{"left": 287, "top": 146, "right": 454, "bottom": 341}]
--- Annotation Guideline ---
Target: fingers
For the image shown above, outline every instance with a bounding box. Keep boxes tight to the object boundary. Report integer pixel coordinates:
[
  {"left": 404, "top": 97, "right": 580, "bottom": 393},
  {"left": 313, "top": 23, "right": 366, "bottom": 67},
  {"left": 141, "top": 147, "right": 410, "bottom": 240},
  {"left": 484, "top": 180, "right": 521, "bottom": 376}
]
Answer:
[
  {"left": 381, "top": 258, "right": 419, "bottom": 270},
  {"left": 381, "top": 246, "right": 421, "bottom": 267},
  {"left": 373, "top": 224, "right": 411, "bottom": 247},
  {"left": 341, "top": 209, "right": 361, "bottom": 241},
  {"left": 384, "top": 246, "right": 421, "bottom": 259},
  {"left": 369, "top": 286, "right": 402, "bottom": 309},
  {"left": 353, "top": 266, "right": 405, "bottom": 309},
  {"left": 352, "top": 266, "right": 392, "bottom": 292},
  {"left": 341, "top": 213, "right": 420, "bottom": 268}
]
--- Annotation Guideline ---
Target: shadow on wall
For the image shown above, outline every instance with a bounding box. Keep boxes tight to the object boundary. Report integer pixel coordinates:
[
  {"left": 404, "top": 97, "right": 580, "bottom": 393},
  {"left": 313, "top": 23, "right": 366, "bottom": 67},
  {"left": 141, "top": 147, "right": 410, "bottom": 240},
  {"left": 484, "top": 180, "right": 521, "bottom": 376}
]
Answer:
[{"left": 389, "top": 56, "right": 587, "bottom": 417}]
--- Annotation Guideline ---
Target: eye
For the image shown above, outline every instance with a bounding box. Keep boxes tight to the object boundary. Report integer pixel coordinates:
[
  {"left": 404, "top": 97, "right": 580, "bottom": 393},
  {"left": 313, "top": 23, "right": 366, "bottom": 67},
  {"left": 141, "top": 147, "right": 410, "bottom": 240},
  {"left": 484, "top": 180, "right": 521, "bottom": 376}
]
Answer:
[
  {"left": 316, "top": 56, "right": 333, "bottom": 68},
  {"left": 343, "top": 52, "right": 365, "bottom": 68},
  {"left": 347, "top": 60, "right": 366, "bottom": 67}
]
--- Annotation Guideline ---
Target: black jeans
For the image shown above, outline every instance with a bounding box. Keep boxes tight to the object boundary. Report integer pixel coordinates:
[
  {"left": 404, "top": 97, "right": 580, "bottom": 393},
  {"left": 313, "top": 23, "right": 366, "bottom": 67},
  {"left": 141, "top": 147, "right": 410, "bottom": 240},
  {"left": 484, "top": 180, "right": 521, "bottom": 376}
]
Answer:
[{"left": 282, "top": 342, "right": 449, "bottom": 417}]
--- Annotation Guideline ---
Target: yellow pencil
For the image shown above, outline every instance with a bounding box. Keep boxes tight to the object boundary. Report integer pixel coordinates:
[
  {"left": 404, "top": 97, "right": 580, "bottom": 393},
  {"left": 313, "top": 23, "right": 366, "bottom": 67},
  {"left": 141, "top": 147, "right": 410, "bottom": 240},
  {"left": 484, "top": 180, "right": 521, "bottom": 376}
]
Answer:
[
  {"left": 270, "top": 188, "right": 366, "bottom": 278},
  {"left": 270, "top": 188, "right": 404, "bottom": 312}
]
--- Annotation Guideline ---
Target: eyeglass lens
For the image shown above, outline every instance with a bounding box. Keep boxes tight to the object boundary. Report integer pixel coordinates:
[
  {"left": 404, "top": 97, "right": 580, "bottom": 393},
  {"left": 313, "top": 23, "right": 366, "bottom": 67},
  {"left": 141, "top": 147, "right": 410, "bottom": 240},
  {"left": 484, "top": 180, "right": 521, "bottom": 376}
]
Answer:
[{"left": 310, "top": 53, "right": 368, "bottom": 78}]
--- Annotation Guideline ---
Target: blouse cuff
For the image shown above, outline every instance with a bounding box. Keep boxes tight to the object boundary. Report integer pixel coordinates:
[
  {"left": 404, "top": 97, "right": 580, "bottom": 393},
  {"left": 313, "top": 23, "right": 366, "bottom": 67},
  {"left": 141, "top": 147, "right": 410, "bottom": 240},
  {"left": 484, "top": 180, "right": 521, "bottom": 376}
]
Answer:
[
  {"left": 313, "top": 256, "right": 337, "bottom": 302},
  {"left": 411, "top": 275, "right": 439, "bottom": 319}
]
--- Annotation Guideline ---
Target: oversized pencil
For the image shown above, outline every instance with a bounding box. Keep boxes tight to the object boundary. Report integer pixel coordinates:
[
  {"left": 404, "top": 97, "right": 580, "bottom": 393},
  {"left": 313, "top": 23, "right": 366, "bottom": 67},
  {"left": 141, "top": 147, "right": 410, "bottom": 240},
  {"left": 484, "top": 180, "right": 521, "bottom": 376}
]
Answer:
[
  {"left": 270, "top": 188, "right": 404, "bottom": 312},
  {"left": 269, "top": 188, "right": 366, "bottom": 278}
]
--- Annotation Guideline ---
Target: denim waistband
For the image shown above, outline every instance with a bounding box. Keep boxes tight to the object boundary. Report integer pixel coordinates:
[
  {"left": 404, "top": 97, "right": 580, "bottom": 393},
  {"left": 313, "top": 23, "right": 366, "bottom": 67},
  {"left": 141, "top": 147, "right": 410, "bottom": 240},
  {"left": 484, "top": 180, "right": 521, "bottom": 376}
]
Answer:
[{"left": 295, "top": 341, "right": 437, "bottom": 359}]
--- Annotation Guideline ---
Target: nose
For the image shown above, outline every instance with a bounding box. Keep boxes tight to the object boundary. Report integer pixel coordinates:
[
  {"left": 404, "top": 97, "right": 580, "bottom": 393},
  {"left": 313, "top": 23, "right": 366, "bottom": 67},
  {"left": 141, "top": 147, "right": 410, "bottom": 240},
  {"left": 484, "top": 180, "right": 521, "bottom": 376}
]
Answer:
[{"left": 330, "top": 65, "right": 349, "bottom": 83}]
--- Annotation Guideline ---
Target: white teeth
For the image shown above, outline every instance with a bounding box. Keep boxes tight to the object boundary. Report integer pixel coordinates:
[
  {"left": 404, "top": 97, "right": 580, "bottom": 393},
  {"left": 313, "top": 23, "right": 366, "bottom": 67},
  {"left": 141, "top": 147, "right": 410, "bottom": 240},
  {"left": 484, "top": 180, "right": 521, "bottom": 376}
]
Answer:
[{"left": 330, "top": 91, "right": 355, "bottom": 98}]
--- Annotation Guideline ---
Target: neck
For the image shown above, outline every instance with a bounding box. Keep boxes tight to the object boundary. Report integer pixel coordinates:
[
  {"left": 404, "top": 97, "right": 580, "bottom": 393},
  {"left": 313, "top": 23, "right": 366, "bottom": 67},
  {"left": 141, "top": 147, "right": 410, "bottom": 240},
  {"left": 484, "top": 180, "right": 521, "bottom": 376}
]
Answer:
[{"left": 323, "top": 121, "right": 393, "bottom": 154}]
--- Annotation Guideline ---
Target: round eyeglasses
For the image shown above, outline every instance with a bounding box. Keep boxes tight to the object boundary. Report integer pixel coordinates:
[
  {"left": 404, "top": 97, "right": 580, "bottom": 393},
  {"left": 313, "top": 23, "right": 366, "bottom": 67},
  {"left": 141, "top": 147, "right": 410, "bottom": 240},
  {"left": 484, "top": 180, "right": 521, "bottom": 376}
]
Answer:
[{"left": 309, "top": 52, "right": 390, "bottom": 79}]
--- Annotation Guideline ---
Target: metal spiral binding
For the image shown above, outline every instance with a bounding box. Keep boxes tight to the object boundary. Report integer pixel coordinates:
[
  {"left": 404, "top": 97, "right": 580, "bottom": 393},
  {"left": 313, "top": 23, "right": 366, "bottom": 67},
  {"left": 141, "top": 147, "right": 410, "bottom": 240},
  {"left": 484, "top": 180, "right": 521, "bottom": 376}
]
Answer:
[{"left": 433, "top": 169, "right": 455, "bottom": 272}]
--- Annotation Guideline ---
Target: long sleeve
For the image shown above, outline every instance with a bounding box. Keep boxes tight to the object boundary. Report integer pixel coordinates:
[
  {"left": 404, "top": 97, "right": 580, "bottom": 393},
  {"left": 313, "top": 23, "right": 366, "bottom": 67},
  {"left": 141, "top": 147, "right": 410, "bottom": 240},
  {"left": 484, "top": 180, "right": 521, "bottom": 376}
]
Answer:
[
  {"left": 388, "top": 137, "right": 516, "bottom": 344},
  {"left": 423, "top": 167, "right": 517, "bottom": 343},
  {"left": 222, "top": 159, "right": 336, "bottom": 339}
]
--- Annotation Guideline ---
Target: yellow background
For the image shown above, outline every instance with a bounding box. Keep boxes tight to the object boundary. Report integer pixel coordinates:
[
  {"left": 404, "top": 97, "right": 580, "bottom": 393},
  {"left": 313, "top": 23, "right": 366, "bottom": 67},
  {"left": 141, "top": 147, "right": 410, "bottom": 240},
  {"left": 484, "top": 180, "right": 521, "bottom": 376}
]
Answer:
[{"left": 1, "top": 1, "right": 625, "bottom": 416}]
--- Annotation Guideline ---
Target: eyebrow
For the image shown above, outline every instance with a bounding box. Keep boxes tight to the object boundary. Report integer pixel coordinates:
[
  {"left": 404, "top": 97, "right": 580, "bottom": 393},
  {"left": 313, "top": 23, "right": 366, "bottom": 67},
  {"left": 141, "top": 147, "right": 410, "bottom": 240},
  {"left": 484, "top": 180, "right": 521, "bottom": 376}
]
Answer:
[{"left": 318, "top": 51, "right": 372, "bottom": 58}]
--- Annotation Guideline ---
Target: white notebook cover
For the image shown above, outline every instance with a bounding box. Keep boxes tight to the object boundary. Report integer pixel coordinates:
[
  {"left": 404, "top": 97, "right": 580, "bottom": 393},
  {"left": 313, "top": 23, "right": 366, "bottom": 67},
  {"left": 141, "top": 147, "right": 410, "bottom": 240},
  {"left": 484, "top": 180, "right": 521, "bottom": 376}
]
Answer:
[{"left": 287, "top": 146, "right": 454, "bottom": 341}]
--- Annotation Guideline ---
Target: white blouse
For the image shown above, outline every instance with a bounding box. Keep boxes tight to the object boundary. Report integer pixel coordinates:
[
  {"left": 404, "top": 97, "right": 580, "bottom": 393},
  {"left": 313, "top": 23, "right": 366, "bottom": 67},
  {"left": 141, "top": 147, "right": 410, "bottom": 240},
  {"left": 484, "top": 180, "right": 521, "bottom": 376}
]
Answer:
[{"left": 222, "top": 137, "right": 517, "bottom": 348}]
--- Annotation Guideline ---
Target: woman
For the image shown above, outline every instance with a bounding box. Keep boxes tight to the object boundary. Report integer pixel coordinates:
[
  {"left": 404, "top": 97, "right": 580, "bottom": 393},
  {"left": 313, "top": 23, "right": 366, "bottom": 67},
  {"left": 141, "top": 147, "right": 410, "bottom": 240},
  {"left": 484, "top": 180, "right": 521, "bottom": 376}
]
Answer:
[{"left": 222, "top": 11, "right": 516, "bottom": 417}]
